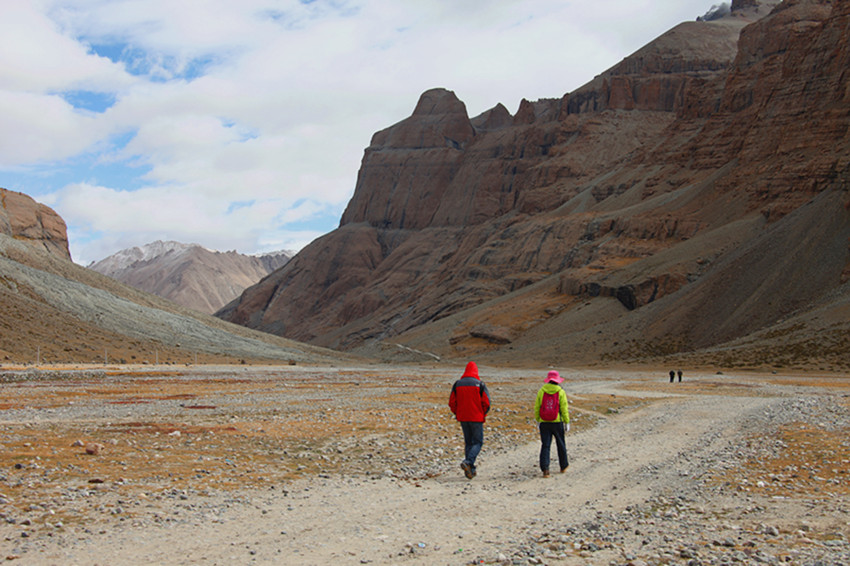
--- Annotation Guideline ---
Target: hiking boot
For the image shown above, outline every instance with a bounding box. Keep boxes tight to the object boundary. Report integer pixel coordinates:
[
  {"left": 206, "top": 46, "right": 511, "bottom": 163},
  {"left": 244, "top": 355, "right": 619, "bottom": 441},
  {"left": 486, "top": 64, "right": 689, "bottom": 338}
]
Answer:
[
  {"left": 542, "top": 470, "right": 550, "bottom": 478},
  {"left": 461, "top": 462, "right": 474, "bottom": 480},
  {"left": 560, "top": 465, "right": 569, "bottom": 473}
]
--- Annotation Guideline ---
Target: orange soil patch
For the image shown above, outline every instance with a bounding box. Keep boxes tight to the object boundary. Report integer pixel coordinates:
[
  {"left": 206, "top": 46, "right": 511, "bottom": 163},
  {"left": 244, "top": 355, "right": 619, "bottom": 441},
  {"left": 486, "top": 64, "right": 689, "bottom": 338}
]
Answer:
[
  {"left": 448, "top": 288, "right": 578, "bottom": 355},
  {"left": 708, "top": 399, "right": 850, "bottom": 503},
  {"left": 711, "top": 424, "right": 850, "bottom": 500}
]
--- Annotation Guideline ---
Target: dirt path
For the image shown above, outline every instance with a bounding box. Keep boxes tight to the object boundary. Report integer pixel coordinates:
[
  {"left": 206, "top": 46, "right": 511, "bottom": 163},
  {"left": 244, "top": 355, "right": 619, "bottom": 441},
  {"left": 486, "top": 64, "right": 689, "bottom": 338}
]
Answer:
[{"left": 21, "top": 377, "right": 792, "bottom": 565}]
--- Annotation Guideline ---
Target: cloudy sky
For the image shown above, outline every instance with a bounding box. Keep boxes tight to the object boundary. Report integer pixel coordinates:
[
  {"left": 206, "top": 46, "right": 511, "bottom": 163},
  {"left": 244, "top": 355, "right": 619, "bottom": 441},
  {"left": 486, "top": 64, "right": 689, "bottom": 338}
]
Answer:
[{"left": 1, "top": 0, "right": 721, "bottom": 265}]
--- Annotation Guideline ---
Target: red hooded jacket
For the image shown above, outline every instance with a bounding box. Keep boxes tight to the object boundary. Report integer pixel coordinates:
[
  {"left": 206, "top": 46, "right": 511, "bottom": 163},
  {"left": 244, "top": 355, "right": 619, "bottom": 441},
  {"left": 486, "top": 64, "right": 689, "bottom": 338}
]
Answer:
[{"left": 449, "top": 362, "right": 491, "bottom": 422}]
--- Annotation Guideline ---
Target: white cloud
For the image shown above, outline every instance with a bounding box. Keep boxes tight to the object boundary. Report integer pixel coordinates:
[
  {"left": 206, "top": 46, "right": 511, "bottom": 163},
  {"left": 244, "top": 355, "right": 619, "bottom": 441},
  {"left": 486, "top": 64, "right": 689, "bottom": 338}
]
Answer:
[
  {"left": 55, "top": 181, "right": 331, "bottom": 263},
  {"left": 0, "top": 91, "right": 109, "bottom": 165},
  {"left": 0, "top": 1, "right": 134, "bottom": 93},
  {"left": 1, "top": 0, "right": 717, "bottom": 265}
]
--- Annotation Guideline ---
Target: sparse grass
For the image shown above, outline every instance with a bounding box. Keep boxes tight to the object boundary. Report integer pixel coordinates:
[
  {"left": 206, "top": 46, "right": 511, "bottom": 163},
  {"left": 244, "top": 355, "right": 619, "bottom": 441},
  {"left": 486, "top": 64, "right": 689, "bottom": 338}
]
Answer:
[
  {"left": 568, "top": 393, "right": 650, "bottom": 423},
  {"left": 621, "top": 379, "right": 762, "bottom": 397},
  {"left": 707, "top": 397, "right": 850, "bottom": 500}
]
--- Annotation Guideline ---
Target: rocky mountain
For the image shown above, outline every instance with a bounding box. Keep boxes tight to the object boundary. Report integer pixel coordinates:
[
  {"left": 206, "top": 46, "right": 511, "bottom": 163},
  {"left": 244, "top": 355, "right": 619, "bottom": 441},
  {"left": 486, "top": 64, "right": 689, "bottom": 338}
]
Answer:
[
  {"left": 0, "top": 188, "right": 340, "bottom": 365},
  {"left": 89, "top": 241, "right": 290, "bottom": 314},
  {"left": 217, "top": 0, "right": 850, "bottom": 370},
  {"left": 1, "top": 188, "right": 70, "bottom": 260}
]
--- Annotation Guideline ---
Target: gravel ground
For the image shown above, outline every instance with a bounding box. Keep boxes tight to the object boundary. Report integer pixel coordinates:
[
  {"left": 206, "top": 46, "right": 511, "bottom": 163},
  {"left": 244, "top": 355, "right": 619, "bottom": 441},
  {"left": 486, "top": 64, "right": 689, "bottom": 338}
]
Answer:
[{"left": 0, "top": 365, "right": 848, "bottom": 565}]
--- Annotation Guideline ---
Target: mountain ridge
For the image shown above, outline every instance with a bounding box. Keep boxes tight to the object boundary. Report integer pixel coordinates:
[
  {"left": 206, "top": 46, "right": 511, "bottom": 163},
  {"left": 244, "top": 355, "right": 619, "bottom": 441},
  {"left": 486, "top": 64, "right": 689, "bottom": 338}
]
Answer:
[
  {"left": 87, "top": 240, "right": 196, "bottom": 273},
  {"left": 89, "top": 241, "right": 291, "bottom": 314}
]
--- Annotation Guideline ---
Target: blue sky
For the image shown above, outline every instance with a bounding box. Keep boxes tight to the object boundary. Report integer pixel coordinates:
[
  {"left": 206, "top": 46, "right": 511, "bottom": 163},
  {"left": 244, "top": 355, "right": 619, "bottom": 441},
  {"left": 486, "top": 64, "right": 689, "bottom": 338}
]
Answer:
[{"left": 1, "top": 0, "right": 721, "bottom": 265}]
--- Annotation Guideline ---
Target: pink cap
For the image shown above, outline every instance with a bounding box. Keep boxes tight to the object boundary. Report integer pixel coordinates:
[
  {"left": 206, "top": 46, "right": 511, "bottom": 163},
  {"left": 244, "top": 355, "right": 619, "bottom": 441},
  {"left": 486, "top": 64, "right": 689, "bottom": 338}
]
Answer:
[{"left": 546, "top": 370, "right": 564, "bottom": 384}]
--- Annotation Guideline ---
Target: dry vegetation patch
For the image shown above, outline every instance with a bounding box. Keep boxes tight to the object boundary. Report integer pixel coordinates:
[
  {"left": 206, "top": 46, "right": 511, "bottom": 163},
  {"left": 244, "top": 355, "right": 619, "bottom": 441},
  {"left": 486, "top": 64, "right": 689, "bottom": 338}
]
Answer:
[
  {"left": 567, "top": 393, "right": 650, "bottom": 424},
  {"left": 711, "top": 422, "right": 850, "bottom": 501},
  {"left": 622, "top": 378, "right": 763, "bottom": 397},
  {"left": 700, "top": 394, "right": 850, "bottom": 550}
]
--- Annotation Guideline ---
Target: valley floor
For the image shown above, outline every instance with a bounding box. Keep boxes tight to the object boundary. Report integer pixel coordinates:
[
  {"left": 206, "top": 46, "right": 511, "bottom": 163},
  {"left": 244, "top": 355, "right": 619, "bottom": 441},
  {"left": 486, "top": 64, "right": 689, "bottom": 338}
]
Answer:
[{"left": 0, "top": 365, "right": 848, "bottom": 565}]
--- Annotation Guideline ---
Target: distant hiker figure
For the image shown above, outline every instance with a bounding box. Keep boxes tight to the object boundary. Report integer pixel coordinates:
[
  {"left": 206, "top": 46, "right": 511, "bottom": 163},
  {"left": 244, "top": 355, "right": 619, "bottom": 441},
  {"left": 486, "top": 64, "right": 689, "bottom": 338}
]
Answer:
[
  {"left": 534, "top": 370, "right": 570, "bottom": 478},
  {"left": 669, "top": 370, "right": 675, "bottom": 383},
  {"left": 449, "top": 361, "right": 490, "bottom": 479},
  {"left": 677, "top": 370, "right": 683, "bottom": 382}
]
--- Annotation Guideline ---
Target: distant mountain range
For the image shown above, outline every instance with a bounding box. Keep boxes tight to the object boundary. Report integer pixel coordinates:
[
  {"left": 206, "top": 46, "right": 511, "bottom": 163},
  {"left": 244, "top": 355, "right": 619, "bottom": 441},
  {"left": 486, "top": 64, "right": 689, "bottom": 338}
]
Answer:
[{"left": 88, "top": 241, "right": 291, "bottom": 314}]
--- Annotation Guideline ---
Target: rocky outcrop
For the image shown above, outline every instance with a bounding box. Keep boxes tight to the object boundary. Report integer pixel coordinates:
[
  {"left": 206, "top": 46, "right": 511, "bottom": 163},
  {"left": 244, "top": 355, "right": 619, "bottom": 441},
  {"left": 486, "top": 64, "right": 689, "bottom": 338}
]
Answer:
[
  {"left": 90, "top": 241, "right": 290, "bottom": 314},
  {"left": 0, "top": 188, "right": 70, "bottom": 260},
  {"left": 562, "top": 19, "right": 740, "bottom": 115},
  {"left": 566, "top": 0, "right": 782, "bottom": 118},
  {"left": 220, "top": 1, "right": 850, "bottom": 364},
  {"left": 470, "top": 103, "right": 512, "bottom": 131},
  {"left": 558, "top": 272, "right": 690, "bottom": 311},
  {"left": 338, "top": 88, "right": 477, "bottom": 231}
]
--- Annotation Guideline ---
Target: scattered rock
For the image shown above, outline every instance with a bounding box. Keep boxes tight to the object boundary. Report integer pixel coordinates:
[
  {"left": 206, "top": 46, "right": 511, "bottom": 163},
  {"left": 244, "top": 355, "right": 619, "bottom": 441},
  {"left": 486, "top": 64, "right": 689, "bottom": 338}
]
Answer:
[{"left": 85, "top": 443, "right": 105, "bottom": 456}]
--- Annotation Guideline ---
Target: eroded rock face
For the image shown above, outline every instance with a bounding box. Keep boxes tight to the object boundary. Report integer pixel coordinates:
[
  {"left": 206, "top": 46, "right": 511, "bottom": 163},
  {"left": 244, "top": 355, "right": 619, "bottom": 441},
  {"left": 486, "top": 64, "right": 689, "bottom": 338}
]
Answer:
[
  {"left": 221, "top": 1, "right": 850, "bottom": 361},
  {"left": 563, "top": 18, "right": 743, "bottom": 115},
  {"left": 339, "top": 88, "right": 478, "bottom": 231},
  {"left": 0, "top": 188, "right": 70, "bottom": 261},
  {"left": 712, "top": 0, "right": 843, "bottom": 216}
]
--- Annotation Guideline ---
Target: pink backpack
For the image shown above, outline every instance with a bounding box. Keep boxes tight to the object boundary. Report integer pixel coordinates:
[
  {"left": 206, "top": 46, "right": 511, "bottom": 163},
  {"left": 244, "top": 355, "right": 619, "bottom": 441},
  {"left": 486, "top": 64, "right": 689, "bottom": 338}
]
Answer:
[{"left": 539, "top": 389, "right": 560, "bottom": 421}]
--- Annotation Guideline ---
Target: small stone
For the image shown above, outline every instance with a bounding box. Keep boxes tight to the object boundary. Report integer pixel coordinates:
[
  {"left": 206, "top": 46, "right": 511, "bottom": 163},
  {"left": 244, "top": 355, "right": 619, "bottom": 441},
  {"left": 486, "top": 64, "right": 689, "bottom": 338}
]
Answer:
[{"left": 85, "top": 443, "right": 105, "bottom": 456}]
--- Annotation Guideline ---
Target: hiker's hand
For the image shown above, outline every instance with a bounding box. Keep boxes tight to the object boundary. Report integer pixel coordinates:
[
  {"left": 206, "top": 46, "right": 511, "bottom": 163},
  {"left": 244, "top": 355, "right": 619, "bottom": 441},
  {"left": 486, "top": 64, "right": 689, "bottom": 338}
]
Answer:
[{"left": 566, "top": 423, "right": 570, "bottom": 432}]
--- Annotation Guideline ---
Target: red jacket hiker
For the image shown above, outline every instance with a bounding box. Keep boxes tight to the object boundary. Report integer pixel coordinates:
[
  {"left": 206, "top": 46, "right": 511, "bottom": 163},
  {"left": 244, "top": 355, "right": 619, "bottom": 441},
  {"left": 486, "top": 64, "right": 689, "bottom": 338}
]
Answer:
[{"left": 449, "top": 361, "right": 490, "bottom": 422}]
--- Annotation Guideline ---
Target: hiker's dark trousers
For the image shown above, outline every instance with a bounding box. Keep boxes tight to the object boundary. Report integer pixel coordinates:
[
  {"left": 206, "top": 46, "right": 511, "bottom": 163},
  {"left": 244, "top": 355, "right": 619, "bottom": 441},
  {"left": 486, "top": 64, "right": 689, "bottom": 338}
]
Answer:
[
  {"left": 539, "top": 421, "right": 568, "bottom": 472},
  {"left": 460, "top": 421, "right": 484, "bottom": 469}
]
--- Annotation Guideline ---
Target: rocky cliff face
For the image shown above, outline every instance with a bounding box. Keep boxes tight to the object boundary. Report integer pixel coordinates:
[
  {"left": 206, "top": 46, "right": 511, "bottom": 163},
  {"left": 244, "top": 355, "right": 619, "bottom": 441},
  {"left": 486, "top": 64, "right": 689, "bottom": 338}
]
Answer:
[
  {"left": 90, "top": 241, "right": 290, "bottom": 314},
  {"left": 0, "top": 188, "right": 70, "bottom": 261},
  {"left": 219, "top": 0, "right": 850, "bottom": 366}
]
